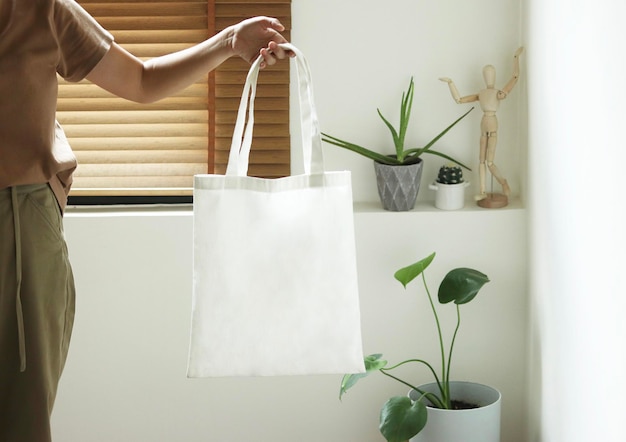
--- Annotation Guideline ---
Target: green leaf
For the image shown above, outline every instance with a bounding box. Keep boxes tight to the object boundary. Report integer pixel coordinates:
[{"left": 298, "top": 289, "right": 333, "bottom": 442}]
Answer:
[
  {"left": 420, "top": 149, "right": 472, "bottom": 171},
  {"left": 321, "top": 132, "right": 401, "bottom": 165},
  {"left": 379, "top": 396, "right": 428, "bottom": 442},
  {"left": 377, "top": 108, "right": 400, "bottom": 153},
  {"left": 363, "top": 353, "right": 388, "bottom": 371},
  {"left": 420, "top": 107, "right": 474, "bottom": 153},
  {"left": 394, "top": 252, "right": 436, "bottom": 288},
  {"left": 438, "top": 268, "right": 490, "bottom": 305},
  {"left": 339, "top": 354, "right": 388, "bottom": 399},
  {"left": 397, "top": 77, "right": 414, "bottom": 160}
]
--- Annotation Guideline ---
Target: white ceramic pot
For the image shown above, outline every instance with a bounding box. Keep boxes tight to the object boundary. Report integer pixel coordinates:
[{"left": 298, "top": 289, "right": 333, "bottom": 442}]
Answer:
[
  {"left": 408, "top": 381, "right": 501, "bottom": 442},
  {"left": 428, "top": 181, "right": 470, "bottom": 210}
]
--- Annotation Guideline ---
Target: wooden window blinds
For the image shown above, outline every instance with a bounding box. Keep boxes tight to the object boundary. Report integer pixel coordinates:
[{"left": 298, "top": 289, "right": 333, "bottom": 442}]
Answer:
[{"left": 57, "top": 0, "right": 291, "bottom": 197}]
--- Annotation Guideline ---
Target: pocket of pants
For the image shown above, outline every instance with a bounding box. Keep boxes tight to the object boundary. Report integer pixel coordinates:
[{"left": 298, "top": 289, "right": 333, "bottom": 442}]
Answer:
[{"left": 23, "top": 186, "right": 64, "bottom": 244}]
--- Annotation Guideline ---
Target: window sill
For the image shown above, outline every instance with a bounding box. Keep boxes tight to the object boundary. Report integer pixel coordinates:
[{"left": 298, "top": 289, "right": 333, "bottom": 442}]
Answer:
[
  {"left": 65, "top": 197, "right": 524, "bottom": 219},
  {"left": 65, "top": 203, "right": 193, "bottom": 217}
]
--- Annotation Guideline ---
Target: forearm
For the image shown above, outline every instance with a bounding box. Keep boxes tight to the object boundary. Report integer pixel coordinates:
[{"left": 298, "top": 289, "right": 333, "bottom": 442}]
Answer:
[
  {"left": 140, "top": 28, "right": 235, "bottom": 103},
  {"left": 501, "top": 47, "right": 523, "bottom": 95},
  {"left": 86, "top": 17, "right": 289, "bottom": 105},
  {"left": 446, "top": 81, "right": 461, "bottom": 102},
  {"left": 86, "top": 30, "right": 234, "bottom": 104},
  {"left": 446, "top": 81, "right": 477, "bottom": 104}
]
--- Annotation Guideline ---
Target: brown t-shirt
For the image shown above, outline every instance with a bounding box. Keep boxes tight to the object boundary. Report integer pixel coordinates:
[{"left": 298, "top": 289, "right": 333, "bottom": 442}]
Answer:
[{"left": 0, "top": 0, "right": 113, "bottom": 209}]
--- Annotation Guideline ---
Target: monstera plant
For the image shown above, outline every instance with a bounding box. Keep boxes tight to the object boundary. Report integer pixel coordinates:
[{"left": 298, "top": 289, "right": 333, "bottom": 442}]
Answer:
[{"left": 340, "top": 252, "right": 492, "bottom": 442}]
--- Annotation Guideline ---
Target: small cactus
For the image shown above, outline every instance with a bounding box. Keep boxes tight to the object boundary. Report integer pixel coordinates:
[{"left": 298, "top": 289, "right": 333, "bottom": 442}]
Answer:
[{"left": 437, "top": 165, "right": 464, "bottom": 184}]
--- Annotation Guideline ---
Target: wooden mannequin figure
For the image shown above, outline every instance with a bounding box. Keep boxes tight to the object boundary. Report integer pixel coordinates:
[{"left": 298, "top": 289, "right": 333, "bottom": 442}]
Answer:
[{"left": 440, "top": 47, "right": 524, "bottom": 208}]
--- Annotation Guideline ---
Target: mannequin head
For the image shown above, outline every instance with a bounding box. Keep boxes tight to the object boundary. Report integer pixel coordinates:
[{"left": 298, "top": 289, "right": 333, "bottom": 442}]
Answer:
[{"left": 483, "top": 65, "right": 496, "bottom": 88}]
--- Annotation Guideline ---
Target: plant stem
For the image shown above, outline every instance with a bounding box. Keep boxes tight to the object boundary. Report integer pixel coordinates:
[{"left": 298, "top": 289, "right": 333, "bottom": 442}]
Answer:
[
  {"left": 421, "top": 272, "right": 448, "bottom": 406},
  {"left": 445, "top": 304, "right": 462, "bottom": 395},
  {"left": 383, "top": 359, "right": 442, "bottom": 388},
  {"left": 416, "top": 391, "right": 447, "bottom": 410},
  {"left": 379, "top": 370, "right": 446, "bottom": 409},
  {"left": 379, "top": 368, "right": 419, "bottom": 392}
]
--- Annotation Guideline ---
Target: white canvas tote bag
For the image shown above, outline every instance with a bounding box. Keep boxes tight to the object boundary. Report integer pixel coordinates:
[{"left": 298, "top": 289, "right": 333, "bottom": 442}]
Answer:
[{"left": 187, "top": 44, "right": 365, "bottom": 377}]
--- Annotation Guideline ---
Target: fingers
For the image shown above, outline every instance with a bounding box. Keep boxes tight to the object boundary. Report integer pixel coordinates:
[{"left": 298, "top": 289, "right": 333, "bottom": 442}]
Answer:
[
  {"left": 267, "top": 17, "right": 285, "bottom": 32},
  {"left": 259, "top": 41, "right": 294, "bottom": 69},
  {"left": 268, "top": 41, "right": 294, "bottom": 59},
  {"left": 259, "top": 47, "right": 277, "bottom": 68}
]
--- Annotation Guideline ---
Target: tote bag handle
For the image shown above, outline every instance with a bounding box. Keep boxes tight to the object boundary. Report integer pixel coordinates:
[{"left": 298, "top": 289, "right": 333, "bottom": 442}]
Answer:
[{"left": 225, "top": 43, "right": 324, "bottom": 177}]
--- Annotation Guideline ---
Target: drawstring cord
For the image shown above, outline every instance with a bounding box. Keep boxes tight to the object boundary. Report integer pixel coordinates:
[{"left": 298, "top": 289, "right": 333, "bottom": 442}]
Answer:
[{"left": 11, "top": 187, "right": 26, "bottom": 372}]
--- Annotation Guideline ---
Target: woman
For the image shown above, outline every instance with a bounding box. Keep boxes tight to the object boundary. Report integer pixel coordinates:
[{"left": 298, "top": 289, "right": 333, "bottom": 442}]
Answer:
[{"left": 0, "top": 0, "right": 291, "bottom": 440}]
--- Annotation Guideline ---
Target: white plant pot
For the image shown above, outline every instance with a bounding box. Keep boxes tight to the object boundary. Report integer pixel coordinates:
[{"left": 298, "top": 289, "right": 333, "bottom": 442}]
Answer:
[
  {"left": 408, "top": 381, "right": 501, "bottom": 442},
  {"left": 429, "top": 181, "right": 470, "bottom": 210}
]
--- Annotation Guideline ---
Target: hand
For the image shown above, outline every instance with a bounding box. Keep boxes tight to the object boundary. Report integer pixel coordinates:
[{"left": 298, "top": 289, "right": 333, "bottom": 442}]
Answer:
[{"left": 229, "top": 16, "right": 293, "bottom": 67}]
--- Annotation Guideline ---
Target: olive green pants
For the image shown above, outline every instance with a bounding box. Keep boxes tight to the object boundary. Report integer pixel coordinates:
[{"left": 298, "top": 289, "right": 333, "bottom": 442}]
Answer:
[{"left": 0, "top": 184, "right": 75, "bottom": 442}]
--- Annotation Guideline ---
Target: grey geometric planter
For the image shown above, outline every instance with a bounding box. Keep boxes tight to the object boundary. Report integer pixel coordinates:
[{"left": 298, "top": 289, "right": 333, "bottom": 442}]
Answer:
[{"left": 374, "top": 159, "right": 424, "bottom": 211}]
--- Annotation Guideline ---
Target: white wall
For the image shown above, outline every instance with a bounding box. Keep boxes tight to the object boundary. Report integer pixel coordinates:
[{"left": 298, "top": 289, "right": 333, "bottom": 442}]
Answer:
[
  {"left": 292, "top": 0, "right": 524, "bottom": 204},
  {"left": 526, "top": 0, "right": 626, "bottom": 441},
  {"left": 52, "top": 1, "right": 528, "bottom": 441},
  {"left": 53, "top": 206, "right": 527, "bottom": 442}
]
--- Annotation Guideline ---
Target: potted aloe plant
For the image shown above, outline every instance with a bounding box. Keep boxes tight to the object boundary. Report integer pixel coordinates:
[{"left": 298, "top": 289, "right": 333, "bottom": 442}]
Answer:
[
  {"left": 340, "top": 252, "right": 501, "bottom": 442},
  {"left": 321, "top": 77, "right": 473, "bottom": 211}
]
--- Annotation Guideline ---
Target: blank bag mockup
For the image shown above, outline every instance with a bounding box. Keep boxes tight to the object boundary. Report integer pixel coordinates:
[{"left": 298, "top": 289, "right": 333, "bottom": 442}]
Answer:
[{"left": 187, "top": 44, "right": 365, "bottom": 377}]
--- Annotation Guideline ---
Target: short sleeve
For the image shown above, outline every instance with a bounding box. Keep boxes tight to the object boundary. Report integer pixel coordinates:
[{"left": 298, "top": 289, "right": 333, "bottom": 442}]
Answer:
[{"left": 54, "top": 0, "right": 114, "bottom": 82}]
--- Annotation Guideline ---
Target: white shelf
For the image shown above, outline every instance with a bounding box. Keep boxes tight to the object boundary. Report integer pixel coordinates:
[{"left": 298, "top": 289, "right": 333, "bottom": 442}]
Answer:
[{"left": 354, "top": 197, "right": 525, "bottom": 214}]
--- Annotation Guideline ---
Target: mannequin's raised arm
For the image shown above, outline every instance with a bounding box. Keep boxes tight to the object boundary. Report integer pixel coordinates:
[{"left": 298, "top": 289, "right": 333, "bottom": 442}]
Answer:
[
  {"left": 500, "top": 46, "right": 524, "bottom": 96},
  {"left": 439, "top": 77, "right": 478, "bottom": 104}
]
